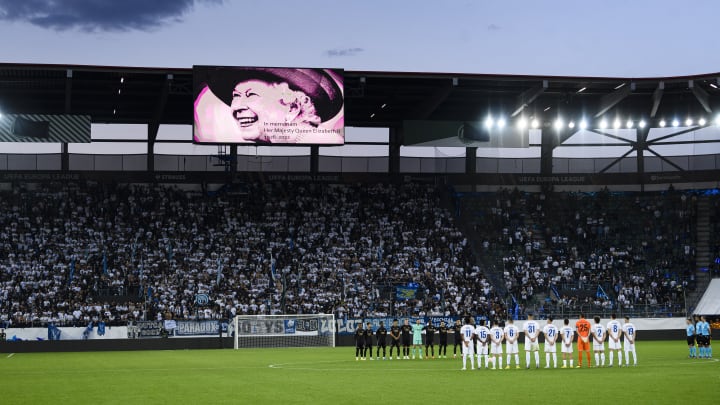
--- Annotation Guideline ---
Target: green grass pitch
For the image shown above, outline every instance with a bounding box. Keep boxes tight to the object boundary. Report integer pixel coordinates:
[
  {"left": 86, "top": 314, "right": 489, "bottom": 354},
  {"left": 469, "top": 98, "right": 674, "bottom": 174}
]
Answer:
[{"left": 0, "top": 341, "right": 715, "bottom": 404}]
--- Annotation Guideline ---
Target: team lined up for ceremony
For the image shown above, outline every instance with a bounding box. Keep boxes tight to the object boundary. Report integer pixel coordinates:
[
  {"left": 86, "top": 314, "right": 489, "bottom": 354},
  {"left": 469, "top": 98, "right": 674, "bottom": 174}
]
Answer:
[{"left": 354, "top": 314, "right": 639, "bottom": 370}]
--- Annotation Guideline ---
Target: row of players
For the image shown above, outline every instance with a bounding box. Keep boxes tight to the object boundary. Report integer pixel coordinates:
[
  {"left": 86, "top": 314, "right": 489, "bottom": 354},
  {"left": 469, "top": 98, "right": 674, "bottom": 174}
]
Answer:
[
  {"left": 686, "top": 316, "right": 713, "bottom": 359},
  {"left": 354, "top": 314, "right": 638, "bottom": 370}
]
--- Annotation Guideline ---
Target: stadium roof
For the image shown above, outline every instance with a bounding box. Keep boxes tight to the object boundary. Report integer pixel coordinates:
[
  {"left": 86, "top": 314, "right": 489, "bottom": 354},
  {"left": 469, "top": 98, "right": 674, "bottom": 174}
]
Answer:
[{"left": 0, "top": 62, "right": 719, "bottom": 135}]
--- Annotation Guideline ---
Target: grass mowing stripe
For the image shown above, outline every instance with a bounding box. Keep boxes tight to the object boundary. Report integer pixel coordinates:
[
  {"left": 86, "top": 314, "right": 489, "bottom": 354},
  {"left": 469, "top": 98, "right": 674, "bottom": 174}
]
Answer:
[{"left": 0, "top": 341, "right": 715, "bottom": 404}]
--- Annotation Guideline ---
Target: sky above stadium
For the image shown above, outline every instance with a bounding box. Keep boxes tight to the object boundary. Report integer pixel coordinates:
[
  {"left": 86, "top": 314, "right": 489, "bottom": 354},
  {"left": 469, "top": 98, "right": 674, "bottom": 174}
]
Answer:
[{"left": 0, "top": 0, "right": 718, "bottom": 77}]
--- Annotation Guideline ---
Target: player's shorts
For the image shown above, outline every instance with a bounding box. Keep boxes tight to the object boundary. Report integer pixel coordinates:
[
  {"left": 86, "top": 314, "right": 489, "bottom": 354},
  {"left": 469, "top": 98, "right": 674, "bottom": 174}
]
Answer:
[
  {"left": 356, "top": 343, "right": 365, "bottom": 349},
  {"left": 462, "top": 341, "right": 474, "bottom": 355},
  {"left": 477, "top": 343, "right": 489, "bottom": 355},
  {"left": 506, "top": 341, "right": 519, "bottom": 354},
  {"left": 524, "top": 339, "right": 540, "bottom": 351},
  {"left": 608, "top": 338, "right": 621, "bottom": 350},
  {"left": 402, "top": 337, "right": 411, "bottom": 346},
  {"left": 377, "top": 340, "right": 387, "bottom": 347},
  {"left": 624, "top": 342, "right": 635, "bottom": 352},
  {"left": 544, "top": 343, "right": 556, "bottom": 353},
  {"left": 491, "top": 342, "right": 503, "bottom": 355},
  {"left": 561, "top": 342, "right": 573, "bottom": 354},
  {"left": 686, "top": 336, "right": 695, "bottom": 346},
  {"left": 701, "top": 335, "right": 711, "bottom": 346},
  {"left": 390, "top": 339, "right": 400, "bottom": 347},
  {"left": 413, "top": 336, "right": 422, "bottom": 345},
  {"left": 577, "top": 337, "right": 590, "bottom": 351},
  {"left": 593, "top": 342, "right": 605, "bottom": 351}
]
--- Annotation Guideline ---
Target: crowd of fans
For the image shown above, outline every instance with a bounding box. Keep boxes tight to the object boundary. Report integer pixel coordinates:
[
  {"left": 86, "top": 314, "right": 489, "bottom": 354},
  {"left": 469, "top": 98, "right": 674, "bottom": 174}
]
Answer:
[
  {"left": 0, "top": 181, "right": 504, "bottom": 328},
  {"left": 0, "top": 180, "right": 708, "bottom": 329},
  {"left": 459, "top": 188, "right": 696, "bottom": 317}
]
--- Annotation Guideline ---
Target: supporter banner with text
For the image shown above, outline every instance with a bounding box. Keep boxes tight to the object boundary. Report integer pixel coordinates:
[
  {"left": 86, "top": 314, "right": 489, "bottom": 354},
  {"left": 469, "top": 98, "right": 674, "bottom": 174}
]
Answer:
[
  {"left": 233, "top": 317, "right": 333, "bottom": 337},
  {"left": 336, "top": 316, "right": 487, "bottom": 335}
]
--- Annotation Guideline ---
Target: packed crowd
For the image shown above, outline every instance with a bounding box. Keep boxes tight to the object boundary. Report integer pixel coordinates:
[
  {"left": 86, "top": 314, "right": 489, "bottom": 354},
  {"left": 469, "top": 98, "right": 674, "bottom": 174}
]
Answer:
[
  {"left": 461, "top": 189, "right": 695, "bottom": 317},
  {"left": 0, "top": 182, "right": 504, "bottom": 327}
]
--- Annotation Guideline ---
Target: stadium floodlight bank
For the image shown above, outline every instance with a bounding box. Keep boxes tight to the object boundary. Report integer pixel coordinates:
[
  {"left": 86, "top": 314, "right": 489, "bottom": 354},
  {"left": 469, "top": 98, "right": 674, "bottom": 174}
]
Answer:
[{"left": 232, "top": 314, "right": 335, "bottom": 349}]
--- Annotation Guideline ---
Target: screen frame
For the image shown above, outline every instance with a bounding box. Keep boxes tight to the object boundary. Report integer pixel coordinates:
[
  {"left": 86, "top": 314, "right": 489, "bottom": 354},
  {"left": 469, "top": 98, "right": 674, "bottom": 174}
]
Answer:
[{"left": 192, "top": 65, "right": 345, "bottom": 146}]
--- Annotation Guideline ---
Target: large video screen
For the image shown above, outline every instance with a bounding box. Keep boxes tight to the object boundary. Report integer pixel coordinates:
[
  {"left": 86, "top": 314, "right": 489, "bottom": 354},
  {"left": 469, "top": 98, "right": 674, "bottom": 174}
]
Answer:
[{"left": 193, "top": 66, "right": 344, "bottom": 144}]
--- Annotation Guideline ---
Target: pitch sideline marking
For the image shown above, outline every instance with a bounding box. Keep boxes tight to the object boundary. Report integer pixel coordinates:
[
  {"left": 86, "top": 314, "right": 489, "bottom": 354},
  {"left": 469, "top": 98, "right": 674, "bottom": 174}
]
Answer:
[{"left": 7, "top": 353, "right": 14, "bottom": 358}]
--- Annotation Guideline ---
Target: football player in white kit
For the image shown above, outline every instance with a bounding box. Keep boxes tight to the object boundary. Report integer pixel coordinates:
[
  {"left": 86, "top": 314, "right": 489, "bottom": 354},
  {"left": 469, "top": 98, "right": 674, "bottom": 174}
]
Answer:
[
  {"left": 523, "top": 313, "right": 541, "bottom": 369},
  {"left": 474, "top": 319, "right": 491, "bottom": 369},
  {"left": 460, "top": 317, "right": 476, "bottom": 370},
  {"left": 559, "top": 318, "right": 575, "bottom": 368},
  {"left": 591, "top": 316, "right": 606, "bottom": 367},
  {"left": 489, "top": 319, "right": 504, "bottom": 370},
  {"left": 542, "top": 317, "right": 559, "bottom": 368},
  {"left": 623, "top": 316, "right": 637, "bottom": 366},
  {"left": 504, "top": 318, "right": 520, "bottom": 369},
  {"left": 606, "top": 313, "right": 623, "bottom": 367}
]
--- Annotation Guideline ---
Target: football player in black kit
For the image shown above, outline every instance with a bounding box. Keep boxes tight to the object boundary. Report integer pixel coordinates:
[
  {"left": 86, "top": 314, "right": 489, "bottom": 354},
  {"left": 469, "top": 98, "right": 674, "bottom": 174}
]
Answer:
[
  {"left": 438, "top": 320, "right": 449, "bottom": 358},
  {"left": 355, "top": 323, "right": 365, "bottom": 361},
  {"left": 401, "top": 319, "right": 413, "bottom": 359},
  {"left": 389, "top": 319, "right": 401, "bottom": 360},
  {"left": 364, "top": 321, "right": 374, "bottom": 360},
  {"left": 452, "top": 319, "right": 462, "bottom": 358},
  {"left": 375, "top": 320, "right": 388, "bottom": 360},
  {"left": 423, "top": 322, "right": 437, "bottom": 359}
]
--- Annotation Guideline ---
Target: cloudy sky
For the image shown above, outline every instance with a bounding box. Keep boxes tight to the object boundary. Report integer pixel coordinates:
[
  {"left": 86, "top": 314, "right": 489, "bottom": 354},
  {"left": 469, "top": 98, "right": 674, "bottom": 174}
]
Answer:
[{"left": 0, "top": 0, "right": 718, "bottom": 77}]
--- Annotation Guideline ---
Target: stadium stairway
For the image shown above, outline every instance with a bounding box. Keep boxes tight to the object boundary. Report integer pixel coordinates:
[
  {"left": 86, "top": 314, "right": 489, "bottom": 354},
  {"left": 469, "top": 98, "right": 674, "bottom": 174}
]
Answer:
[
  {"left": 444, "top": 188, "right": 509, "bottom": 298},
  {"left": 687, "top": 196, "right": 712, "bottom": 312}
]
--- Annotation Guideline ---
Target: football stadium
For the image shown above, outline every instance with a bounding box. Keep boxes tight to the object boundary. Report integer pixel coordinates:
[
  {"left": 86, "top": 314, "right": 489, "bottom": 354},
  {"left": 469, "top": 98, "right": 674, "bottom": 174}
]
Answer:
[{"left": 0, "top": 2, "right": 718, "bottom": 404}]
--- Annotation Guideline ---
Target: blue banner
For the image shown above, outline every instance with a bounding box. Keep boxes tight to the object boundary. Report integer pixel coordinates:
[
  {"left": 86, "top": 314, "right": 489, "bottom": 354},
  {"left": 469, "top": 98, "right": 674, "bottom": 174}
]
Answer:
[
  {"left": 48, "top": 323, "right": 62, "bottom": 340},
  {"left": 175, "top": 320, "right": 221, "bottom": 336},
  {"left": 396, "top": 282, "right": 419, "bottom": 300}
]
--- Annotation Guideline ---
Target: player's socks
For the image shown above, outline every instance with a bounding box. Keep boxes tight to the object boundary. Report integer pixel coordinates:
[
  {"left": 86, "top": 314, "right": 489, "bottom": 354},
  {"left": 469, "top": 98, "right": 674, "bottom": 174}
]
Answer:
[
  {"left": 484, "top": 355, "right": 489, "bottom": 368},
  {"left": 546, "top": 353, "right": 550, "bottom": 366},
  {"left": 570, "top": 359, "right": 574, "bottom": 367},
  {"left": 708, "top": 347, "right": 712, "bottom": 357},
  {"left": 470, "top": 356, "right": 475, "bottom": 370},
  {"left": 534, "top": 352, "right": 540, "bottom": 367},
  {"left": 553, "top": 354, "right": 557, "bottom": 368},
  {"left": 498, "top": 357, "right": 503, "bottom": 369},
  {"left": 601, "top": 353, "right": 605, "bottom": 367},
  {"left": 526, "top": 352, "right": 530, "bottom": 367},
  {"left": 506, "top": 354, "right": 511, "bottom": 366},
  {"left": 515, "top": 354, "right": 520, "bottom": 367},
  {"left": 462, "top": 354, "right": 467, "bottom": 370},
  {"left": 609, "top": 351, "right": 614, "bottom": 366}
]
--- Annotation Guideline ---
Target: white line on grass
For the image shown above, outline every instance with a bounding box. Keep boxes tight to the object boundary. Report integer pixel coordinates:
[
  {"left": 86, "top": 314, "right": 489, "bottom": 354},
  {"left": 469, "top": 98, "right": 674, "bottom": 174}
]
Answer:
[{"left": 7, "top": 353, "right": 14, "bottom": 358}]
